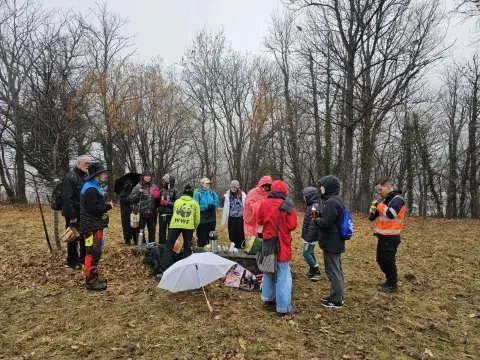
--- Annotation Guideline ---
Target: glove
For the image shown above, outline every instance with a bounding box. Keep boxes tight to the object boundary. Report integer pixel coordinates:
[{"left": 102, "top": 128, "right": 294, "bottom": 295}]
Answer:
[
  {"left": 370, "top": 204, "right": 377, "bottom": 214},
  {"left": 207, "top": 204, "right": 215, "bottom": 211},
  {"left": 160, "top": 200, "right": 168, "bottom": 206},
  {"left": 153, "top": 188, "right": 160, "bottom": 199}
]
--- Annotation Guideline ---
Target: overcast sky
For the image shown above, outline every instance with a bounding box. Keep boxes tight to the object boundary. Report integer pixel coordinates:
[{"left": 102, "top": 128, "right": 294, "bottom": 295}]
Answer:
[{"left": 40, "top": 0, "right": 478, "bottom": 68}]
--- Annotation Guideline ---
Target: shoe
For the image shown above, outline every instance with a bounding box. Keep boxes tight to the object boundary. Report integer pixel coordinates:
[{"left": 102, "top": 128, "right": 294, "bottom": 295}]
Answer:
[
  {"left": 97, "top": 276, "right": 108, "bottom": 284},
  {"left": 377, "top": 283, "right": 397, "bottom": 293},
  {"left": 276, "top": 307, "right": 297, "bottom": 317},
  {"left": 263, "top": 300, "right": 276, "bottom": 311},
  {"left": 86, "top": 281, "right": 107, "bottom": 291},
  {"left": 305, "top": 267, "right": 315, "bottom": 278},
  {"left": 310, "top": 268, "right": 321, "bottom": 282},
  {"left": 321, "top": 297, "right": 345, "bottom": 305},
  {"left": 321, "top": 299, "right": 343, "bottom": 309},
  {"left": 65, "top": 263, "right": 82, "bottom": 270},
  {"left": 125, "top": 242, "right": 132, "bottom": 246}
]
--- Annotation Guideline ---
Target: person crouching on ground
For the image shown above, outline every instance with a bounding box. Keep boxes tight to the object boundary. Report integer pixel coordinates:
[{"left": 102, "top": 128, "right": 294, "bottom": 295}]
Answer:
[
  {"left": 157, "top": 184, "right": 200, "bottom": 279},
  {"left": 257, "top": 180, "right": 298, "bottom": 316},
  {"left": 221, "top": 180, "right": 247, "bottom": 249},
  {"left": 315, "top": 175, "right": 345, "bottom": 309},
  {"left": 301, "top": 186, "right": 322, "bottom": 281},
  {"left": 80, "top": 162, "right": 113, "bottom": 291}
]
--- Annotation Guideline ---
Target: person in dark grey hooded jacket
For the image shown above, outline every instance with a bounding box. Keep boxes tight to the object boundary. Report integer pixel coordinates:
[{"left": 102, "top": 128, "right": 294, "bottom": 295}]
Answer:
[{"left": 315, "top": 175, "right": 346, "bottom": 309}]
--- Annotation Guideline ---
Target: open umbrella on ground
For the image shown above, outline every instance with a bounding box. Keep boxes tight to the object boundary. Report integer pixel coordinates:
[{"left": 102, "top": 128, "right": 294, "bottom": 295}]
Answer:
[
  {"left": 158, "top": 252, "right": 237, "bottom": 312},
  {"left": 114, "top": 172, "right": 141, "bottom": 195}
]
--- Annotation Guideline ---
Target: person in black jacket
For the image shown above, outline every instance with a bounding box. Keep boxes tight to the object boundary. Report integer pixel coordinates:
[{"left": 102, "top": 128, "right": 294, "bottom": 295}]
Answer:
[
  {"left": 301, "top": 187, "right": 322, "bottom": 281},
  {"left": 80, "top": 162, "right": 113, "bottom": 291},
  {"left": 61, "top": 155, "right": 91, "bottom": 269},
  {"left": 157, "top": 174, "right": 179, "bottom": 245},
  {"left": 119, "top": 179, "right": 135, "bottom": 246},
  {"left": 315, "top": 175, "right": 345, "bottom": 309}
]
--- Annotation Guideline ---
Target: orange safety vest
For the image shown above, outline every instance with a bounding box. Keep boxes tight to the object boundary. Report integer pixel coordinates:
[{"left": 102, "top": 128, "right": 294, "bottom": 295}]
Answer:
[{"left": 374, "top": 196, "right": 406, "bottom": 236}]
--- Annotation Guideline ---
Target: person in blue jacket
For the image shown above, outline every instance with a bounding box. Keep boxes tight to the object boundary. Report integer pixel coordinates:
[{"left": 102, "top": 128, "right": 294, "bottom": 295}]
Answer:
[{"left": 193, "top": 177, "right": 219, "bottom": 247}]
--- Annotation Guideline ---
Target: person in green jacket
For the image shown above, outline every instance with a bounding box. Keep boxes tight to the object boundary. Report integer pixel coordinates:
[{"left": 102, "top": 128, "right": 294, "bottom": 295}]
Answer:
[{"left": 157, "top": 184, "right": 200, "bottom": 277}]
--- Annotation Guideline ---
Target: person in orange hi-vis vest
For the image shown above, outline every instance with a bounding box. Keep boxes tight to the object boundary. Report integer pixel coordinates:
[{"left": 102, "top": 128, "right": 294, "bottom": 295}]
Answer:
[{"left": 368, "top": 178, "right": 406, "bottom": 293}]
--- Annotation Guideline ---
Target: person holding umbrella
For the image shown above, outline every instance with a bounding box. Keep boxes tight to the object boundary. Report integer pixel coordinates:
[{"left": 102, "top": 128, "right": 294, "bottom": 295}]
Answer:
[
  {"left": 128, "top": 171, "right": 160, "bottom": 244},
  {"left": 115, "top": 173, "right": 141, "bottom": 246},
  {"left": 80, "top": 162, "right": 113, "bottom": 291}
]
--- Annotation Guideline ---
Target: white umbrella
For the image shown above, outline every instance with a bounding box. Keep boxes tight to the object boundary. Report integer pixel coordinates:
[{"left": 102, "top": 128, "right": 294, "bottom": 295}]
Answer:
[{"left": 158, "top": 252, "right": 237, "bottom": 312}]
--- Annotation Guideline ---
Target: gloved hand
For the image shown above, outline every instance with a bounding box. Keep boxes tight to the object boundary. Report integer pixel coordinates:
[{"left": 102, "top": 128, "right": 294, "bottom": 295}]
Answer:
[
  {"left": 370, "top": 204, "right": 377, "bottom": 214},
  {"left": 160, "top": 200, "right": 169, "bottom": 206},
  {"left": 153, "top": 188, "right": 160, "bottom": 199},
  {"left": 207, "top": 204, "right": 216, "bottom": 211}
]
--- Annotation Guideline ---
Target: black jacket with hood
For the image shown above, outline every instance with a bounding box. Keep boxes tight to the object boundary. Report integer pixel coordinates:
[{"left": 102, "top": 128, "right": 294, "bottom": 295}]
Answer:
[
  {"left": 301, "top": 187, "right": 321, "bottom": 243},
  {"left": 61, "top": 167, "right": 87, "bottom": 220},
  {"left": 315, "top": 175, "right": 345, "bottom": 254}
]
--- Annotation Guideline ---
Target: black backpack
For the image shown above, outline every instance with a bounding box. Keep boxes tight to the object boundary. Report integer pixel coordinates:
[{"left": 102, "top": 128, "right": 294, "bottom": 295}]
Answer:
[{"left": 50, "top": 180, "right": 64, "bottom": 211}]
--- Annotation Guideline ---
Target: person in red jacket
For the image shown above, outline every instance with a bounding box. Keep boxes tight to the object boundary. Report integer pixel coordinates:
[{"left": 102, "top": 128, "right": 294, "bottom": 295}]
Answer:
[{"left": 257, "top": 180, "right": 298, "bottom": 316}]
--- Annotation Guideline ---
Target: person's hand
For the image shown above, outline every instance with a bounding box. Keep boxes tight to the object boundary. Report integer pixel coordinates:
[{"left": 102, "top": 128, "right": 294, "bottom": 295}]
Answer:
[
  {"left": 207, "top": 204, "right": 215, "bottom": 211},
  {"left": 153, "top": 188, "right": 160, "bottom": 198},
  {"left": 108, "top": 201, "right": 114, "bottom": 209},
  {"left": 161, "top": 200, "right": 168, "bottom": 206},
  {"left": 70, "top": 218, "right": 77, "bottom": 224},
  {"left": 370, "top": 204, "right": 377, "bottom": 214}
]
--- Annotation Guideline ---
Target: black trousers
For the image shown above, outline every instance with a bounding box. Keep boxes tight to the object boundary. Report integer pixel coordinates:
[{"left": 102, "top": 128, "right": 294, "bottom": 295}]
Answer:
[
  {"left": 65, "top": 218, "right": 86, "bottom": 266},
  {"left": 140, "top": 216, "right": 156, "bottom": 244},
  {"left": 160, "top": 228, "right": 194, "bottom": 273},
  {"left": 158, "top": 214, "right": 172, "bottom": 245},
  {"left": 228, "top": 216, "right": 245, "bottom": 248},
  {"left": 376, "top": 235, "right": 401, "bottom": 285},
  {"left": 121, "top": 203, "right": 135, "bottom": 244},
  {"left": 196, "top": 222, "right": 216, "bottom": 247}
]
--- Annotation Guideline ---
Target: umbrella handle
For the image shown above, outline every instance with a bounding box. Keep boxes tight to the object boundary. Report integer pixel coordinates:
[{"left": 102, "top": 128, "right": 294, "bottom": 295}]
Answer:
[{"left": 202, "top": 285, "right": 213, "bottom": 312}]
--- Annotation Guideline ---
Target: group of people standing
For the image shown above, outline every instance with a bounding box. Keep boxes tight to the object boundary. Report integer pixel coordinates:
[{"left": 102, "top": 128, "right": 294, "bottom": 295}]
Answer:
[{"left": 60, "top": 155, "right": 406, "bottom": 309}]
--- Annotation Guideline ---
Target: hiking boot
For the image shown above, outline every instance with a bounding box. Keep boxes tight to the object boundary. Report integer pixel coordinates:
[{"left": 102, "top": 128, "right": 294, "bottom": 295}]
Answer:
[
  {"left": 276, "top": 307, "right": 297, "bottom": 317},
  {"left": 310, "top": 267, "right": 321, "bottom": 282},
  {"left": 321, "top": 299, "right": 343, "bottom": 309},
  {"left": 86, "top": 281, "right": 107, "bottom": 291},
  {"left": 65, "top": 263, "right": 82, "bottom": 270},
  {"left": 378, "top": 283, "right": 397, "bottom": 293},
  {"left": 305, "top": 267, "right": 316, "bottom": 278}
]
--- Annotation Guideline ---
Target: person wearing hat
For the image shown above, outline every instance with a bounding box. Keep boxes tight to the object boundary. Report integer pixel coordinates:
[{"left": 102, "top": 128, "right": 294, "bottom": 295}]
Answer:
[
  {"left": 79, "top": 162, "right": 113, "bottom": 291},
  {"left": 193, "top": 177, "right": 219, "bottom": 247},
  {"left": 157, "top": 173, "right": 179, "bottom": 245},
  {"left": 221, "top": 180, "right": 247, "bottom": 248},
  {"left": 244, "top": 176, "right": 273, "bottom": 238},
  {"left": 128, "top": 170, "right": 160, "bottom": 244}
]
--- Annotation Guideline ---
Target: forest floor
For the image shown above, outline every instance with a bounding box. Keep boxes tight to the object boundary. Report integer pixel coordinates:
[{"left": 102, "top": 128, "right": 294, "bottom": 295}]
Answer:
[{"left": 0, "top": 204, "right": 479, "bottom": 360}]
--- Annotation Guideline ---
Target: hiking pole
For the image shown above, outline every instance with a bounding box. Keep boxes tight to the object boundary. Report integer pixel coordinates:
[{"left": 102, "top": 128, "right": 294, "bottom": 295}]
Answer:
[{"left": 33, "top": 175, "right": 53, "bottom": 252}]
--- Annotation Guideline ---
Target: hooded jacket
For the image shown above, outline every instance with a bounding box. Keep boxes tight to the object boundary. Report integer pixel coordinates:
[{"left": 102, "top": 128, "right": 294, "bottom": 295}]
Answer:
[
  {"left": 61, "top": 167, "right": 88, "bottom": 220},
  {"left": 256, "top": 180, "right": 298, "bottom": 262},
  {"left": 193, "top": 186, "right": 220, "bottom": 223},
  {"left": 158, "top": 174, "right": 180, "bottom": 216},
  {"left": 170, "top": 195, "right": 201, "bottom": 230},
  {"left": 369, "top": 190, "right": 405, "bottom": 239},
  {"left": 79, "top": 179, "right": 112, "bottom": 233},
  {"left": 244, "top": 176, "right": 273, "bottom": 237},
  {"left": 221, "top": 189, "right": 247, "bottom": 226},
  {"left": 301, "top": 187, "right": 321, "bottom": 243},
  {"left": 315, "top": 175, "right": 345, "bottom": 254}
]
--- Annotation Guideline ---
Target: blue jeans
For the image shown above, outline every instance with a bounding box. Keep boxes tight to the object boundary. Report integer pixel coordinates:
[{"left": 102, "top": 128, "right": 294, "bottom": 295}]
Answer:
[
  {"left": 261, "top": 261, "right": 293, "bottom": 313},
  {"left": 303, "top": 242, "right": 317, "bottom": 268}
]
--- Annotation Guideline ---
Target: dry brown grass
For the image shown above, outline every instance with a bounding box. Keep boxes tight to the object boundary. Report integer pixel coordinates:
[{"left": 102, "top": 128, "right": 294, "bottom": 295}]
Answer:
[{"left": 0, "top": 204, "right": 479, "bottom": 360}]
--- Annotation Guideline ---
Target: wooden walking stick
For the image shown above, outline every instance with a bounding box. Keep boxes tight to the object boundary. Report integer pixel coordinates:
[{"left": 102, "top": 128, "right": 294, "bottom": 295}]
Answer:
[{"left": 33, "top": 176, "right": 53, "bottom": 252}]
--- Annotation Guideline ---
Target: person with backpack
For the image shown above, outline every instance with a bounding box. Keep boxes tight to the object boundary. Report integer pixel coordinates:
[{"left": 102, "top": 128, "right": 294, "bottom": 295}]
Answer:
[
  {"left": 369, "top": 178, "right": 406, "bottom": 293},
  {"left": 301, "top": 187, "right": 322, "bottom": 281},
  {"left": 193, "top": 178, "right": 219, "bottom": 247},
  {"left": 157, "top": 184, "right": 200, "bottom": 278},
  {"left": 157, "top": 173, "right": 179, "bottom": 245},
  {"left": 314, "top": 175, "right": 346, "bottom": 309},
  {"left": 221, "top": 180, "right": 247, "bottom": 249},
  {"left": 128, "top": 171, "right": 160, "bottom": 244},
  {"left": 60, "top": 155, "right": 91, "bottom": 270},
  {"left": 257, "top": 180, "right": 298, "bottom": 316},
  {"left": 79, "top": 162, "right": 113, "bottom": 291}
]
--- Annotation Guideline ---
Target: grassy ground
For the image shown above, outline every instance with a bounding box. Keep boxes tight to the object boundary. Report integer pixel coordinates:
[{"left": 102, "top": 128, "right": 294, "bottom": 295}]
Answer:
[{"left": 0, "top": 204, "right": 479, "bottom": 360}]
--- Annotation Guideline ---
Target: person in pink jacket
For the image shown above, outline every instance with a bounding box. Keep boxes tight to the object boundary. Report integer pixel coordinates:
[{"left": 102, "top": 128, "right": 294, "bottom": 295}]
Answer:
[{"left": 243, "top": 176, "right": 273, "bottom": 238}]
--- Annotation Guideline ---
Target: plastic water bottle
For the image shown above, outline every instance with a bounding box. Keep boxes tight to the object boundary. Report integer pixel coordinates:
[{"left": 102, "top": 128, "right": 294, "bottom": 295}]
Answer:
[{"left": 137, "top": 229, "right": 144, "bottom": 246}]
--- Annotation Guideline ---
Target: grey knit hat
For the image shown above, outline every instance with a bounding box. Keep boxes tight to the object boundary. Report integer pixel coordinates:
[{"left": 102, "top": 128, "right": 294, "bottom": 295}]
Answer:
[{"left": 230, "top": 180, "right": 240, "bottom": 189}]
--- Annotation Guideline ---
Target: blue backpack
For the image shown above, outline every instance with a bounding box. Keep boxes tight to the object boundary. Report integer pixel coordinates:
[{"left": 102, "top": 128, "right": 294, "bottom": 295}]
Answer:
[{"left": 332, "top": 196, "right": 354, "bottom": 240}]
